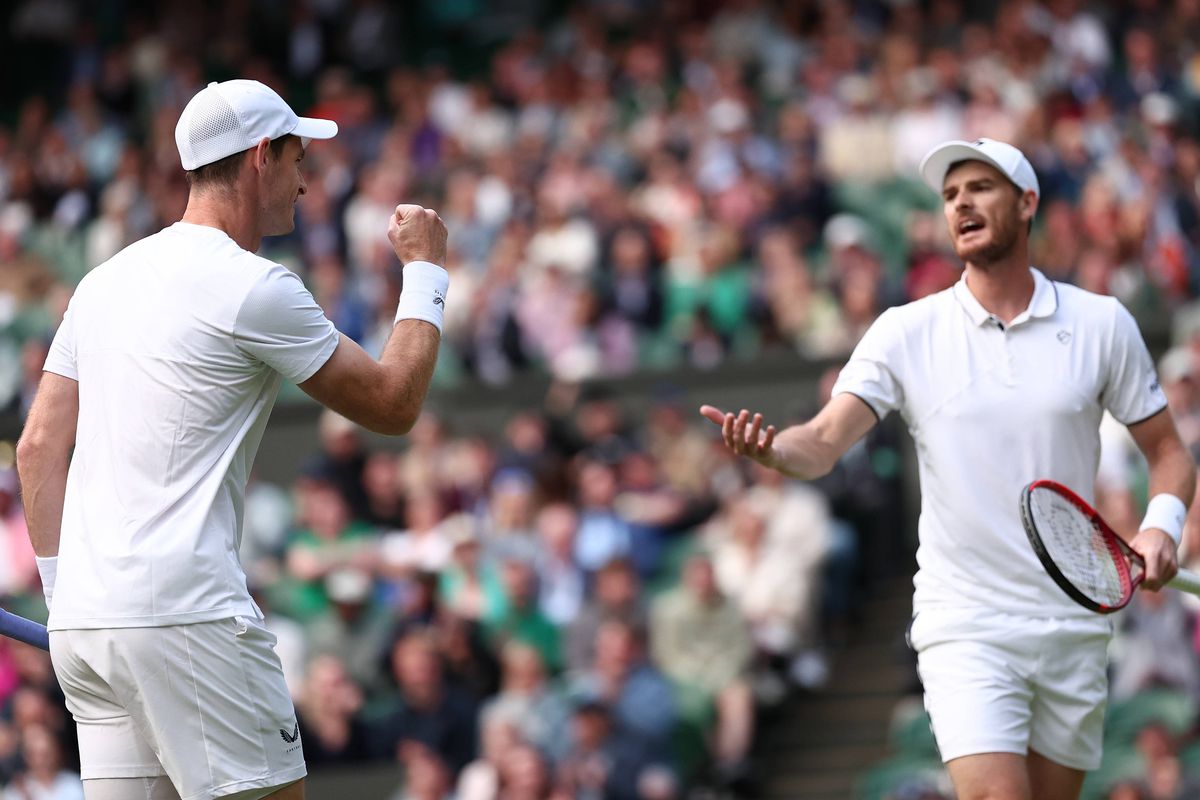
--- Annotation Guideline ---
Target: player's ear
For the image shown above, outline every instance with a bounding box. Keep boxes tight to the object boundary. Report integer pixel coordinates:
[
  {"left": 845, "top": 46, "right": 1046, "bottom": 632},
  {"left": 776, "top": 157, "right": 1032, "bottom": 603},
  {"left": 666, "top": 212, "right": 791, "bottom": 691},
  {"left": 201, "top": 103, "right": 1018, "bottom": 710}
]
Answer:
[
  {"left": 250, "top": 137, "right": 272, "bottom": 174},
  {"left": 1019, "top": 189, "right": 1038, "bottom": 225}
]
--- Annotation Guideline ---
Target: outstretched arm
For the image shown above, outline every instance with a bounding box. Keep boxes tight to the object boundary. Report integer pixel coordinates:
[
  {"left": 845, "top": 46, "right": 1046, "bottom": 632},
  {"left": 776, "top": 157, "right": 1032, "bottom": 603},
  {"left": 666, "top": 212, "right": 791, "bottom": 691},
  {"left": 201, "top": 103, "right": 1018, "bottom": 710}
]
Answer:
[{"left": 699, "top": 392, "right": 879, "bottom": 480}]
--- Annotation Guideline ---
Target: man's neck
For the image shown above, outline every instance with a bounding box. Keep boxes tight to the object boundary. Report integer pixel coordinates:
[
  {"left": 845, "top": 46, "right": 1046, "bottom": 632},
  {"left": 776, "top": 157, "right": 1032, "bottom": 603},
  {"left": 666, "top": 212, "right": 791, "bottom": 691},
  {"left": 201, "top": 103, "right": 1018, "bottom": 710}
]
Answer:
[
  {"left": 180, "top": 190, "right": 262, "bottom": 253},
  {"left": 963, "top": 250, "right": 1035, "bottom": 324}
]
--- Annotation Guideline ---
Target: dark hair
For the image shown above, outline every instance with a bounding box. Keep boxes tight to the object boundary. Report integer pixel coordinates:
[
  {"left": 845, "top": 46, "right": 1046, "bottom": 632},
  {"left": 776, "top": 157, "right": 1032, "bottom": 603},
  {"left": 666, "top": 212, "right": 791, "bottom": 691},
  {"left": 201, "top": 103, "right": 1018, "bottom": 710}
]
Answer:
[{"left": 185, "top": 134, "right": 295, "bottom": 190}]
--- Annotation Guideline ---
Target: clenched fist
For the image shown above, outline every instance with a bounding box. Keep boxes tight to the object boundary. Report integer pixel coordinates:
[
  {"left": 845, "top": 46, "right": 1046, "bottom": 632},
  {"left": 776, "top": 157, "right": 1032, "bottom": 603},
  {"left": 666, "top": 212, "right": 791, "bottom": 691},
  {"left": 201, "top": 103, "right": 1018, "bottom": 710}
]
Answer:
[{"left": 387, "top": 204, "right": 447, "bottom": 267}]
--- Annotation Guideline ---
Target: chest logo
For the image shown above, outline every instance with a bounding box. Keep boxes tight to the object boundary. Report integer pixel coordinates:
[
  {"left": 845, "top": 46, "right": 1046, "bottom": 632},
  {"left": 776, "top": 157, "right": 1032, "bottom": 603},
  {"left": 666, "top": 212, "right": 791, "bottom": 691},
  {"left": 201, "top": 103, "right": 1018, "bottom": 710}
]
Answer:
[{"left": 1056, "top": 330, "right": 1071, "bottom": 344}]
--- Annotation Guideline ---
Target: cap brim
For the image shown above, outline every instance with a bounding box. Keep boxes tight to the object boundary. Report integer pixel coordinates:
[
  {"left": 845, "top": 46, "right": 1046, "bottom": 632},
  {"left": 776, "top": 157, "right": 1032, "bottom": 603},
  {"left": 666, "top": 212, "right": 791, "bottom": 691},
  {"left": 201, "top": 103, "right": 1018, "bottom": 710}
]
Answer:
[
  {"left": 292, "top": 116, "right": 338, "bottom": 142},
  {"left": 918, "top": 141, "right": 1007, "bottom": 194}
]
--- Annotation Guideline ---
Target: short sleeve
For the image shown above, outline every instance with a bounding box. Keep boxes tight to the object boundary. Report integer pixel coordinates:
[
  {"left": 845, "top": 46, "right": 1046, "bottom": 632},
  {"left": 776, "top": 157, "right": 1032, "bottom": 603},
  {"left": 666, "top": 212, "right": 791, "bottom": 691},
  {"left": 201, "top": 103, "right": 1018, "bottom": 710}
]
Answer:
[
  {"left": 234, "top": 266, "right": 340, "bottom": 383},
  {"left": 1102, "top": 300, "right": 1168, "bottom": 425},
  {"left": 43, "top": 300, "right": 78, "bottom": 380},
  {"left": 830, "top": 308, "right": 905, "bottom": 421}
]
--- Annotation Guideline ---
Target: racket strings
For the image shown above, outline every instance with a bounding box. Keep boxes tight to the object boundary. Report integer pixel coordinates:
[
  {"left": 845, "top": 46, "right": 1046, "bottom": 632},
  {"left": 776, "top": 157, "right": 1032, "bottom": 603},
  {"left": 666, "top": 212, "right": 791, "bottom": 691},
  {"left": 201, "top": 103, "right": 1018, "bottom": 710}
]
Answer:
[{"left": 1029, "top": 488, "right": 1130, "bottom": 607}]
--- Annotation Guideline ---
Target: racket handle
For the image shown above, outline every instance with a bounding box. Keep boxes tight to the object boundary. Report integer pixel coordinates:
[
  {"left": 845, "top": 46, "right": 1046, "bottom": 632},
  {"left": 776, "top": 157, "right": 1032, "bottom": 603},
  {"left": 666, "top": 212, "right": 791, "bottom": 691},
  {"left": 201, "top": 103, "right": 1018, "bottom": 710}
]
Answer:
[
  {"left": 1168, "top": 568, "right": 1200, "bottom": 597},
  {"left": 0, "top": 609, "right": 50, "bottom": 651}
]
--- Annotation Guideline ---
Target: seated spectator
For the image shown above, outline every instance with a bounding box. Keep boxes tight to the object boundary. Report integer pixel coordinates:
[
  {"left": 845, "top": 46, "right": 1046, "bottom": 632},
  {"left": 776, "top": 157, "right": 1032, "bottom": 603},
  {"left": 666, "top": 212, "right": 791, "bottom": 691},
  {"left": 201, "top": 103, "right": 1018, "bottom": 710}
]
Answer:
[
  {"left": 1110, "top": 587, "right": 1200, "bottom": 701},
  {"left": 534, "top": 501, "right": 586, "bottom": 627},
  {"left": 555, "top": 700, "right": 676, "bottom": 800},
  {"left": 480, "top": 642, "right": 571, "bottom": 763},
  {"left": 650, "top": 552, "right": 755, "bottom": 786},
  {"left": 567, "top": 619, "right": 677, "bottom": 751},
  {"left": 2, "top": 724, "right": 82, "bottom": 800},
  {"left": 708, "top": 487, "right": 830, "bottom": 691},
  {"left": 430, "top": 611, "right": 502, "bottom": 702},
  {"left": 483, "top": 557, "right": 561, "bottom": 673},
  {"left": 457, "top": 715, "right": 522, "bottom": 800},
  {"left": 305, "top": 568, "right": 395, "bottom": 695},
  {"left": 438, "top": 515, "right": 505, "bottom": 623},
  {"left": 492, "top": 742, "right": 558, "bottom": 800},
  {"left": 371, "top": 630, "right": 479, "bottom": 774},
  {"left": 381, "top": 493, "right": 453, "bottom": 577},
  {"left": 479, "top": 468, "right": 541, "bottom": 564},
  {"left": 295, "top": 655, "right": 371, "bottom": 767},
  {"left": 280, "top": 479, "right": 379, "bottom": 623},
  {"left": 564, "top": 557, "right": 647, "bottom": 675},
  {"left": 392, "top": 741, "right": 454, "bottom": 800},
  {"left": 572, "top": 459, "right": 635, "bottom": 575}
]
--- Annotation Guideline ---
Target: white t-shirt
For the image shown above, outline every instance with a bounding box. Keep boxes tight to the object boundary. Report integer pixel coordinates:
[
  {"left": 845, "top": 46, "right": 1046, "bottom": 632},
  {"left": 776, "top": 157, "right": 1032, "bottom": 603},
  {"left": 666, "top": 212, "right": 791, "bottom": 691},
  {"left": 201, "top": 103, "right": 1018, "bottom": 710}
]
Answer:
[
  {"left": 44, "top": 222, "right": 339, "bottom": 629},
  {"left": 833, "top": 268, "right": 1167, "bottom": 621}
]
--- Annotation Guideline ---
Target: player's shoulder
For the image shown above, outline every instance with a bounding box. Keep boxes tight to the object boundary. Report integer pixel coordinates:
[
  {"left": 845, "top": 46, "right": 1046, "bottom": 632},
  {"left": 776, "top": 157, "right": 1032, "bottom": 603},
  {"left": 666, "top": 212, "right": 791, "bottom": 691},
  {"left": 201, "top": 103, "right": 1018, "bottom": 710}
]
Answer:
[
  {"left": 1047, "top": 278, "right": 1125, "bottom": 323},
  {"left": 870, "top": 285, "right": 955, "bottom": 332}
]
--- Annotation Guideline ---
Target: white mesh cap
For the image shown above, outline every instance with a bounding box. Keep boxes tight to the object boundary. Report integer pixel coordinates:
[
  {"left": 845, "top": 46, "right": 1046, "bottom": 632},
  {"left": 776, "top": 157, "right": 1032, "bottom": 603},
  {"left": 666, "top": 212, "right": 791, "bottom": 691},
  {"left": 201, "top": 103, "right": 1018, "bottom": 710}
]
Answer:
[
  {"left": 918, "top": 138, "right": 1040, "bottom": 198},
  {"left": 175, "top": 79, "right": 338, "bottom": 171}
]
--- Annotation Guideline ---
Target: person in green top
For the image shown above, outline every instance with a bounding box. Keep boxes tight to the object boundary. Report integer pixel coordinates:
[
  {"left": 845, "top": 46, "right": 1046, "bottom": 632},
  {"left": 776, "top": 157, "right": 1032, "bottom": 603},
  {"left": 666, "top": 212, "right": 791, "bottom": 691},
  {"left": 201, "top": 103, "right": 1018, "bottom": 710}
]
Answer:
[
  {"left": 280, "top": 479, "right": 379, "bottom": 622},
  {"left": 483, "top": 555, "right": 561, "bottom": 673}
]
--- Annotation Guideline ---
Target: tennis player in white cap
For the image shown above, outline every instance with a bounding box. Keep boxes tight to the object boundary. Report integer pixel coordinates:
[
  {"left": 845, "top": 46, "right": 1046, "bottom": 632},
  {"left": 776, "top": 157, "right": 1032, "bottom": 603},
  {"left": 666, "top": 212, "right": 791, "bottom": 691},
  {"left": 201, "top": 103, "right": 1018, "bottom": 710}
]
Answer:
[
  {"left": 700, "top": 138, "right": 1195, "bottom": 798},
  {"left": 17, "top": 79, "right": 451, "bottom": 800}
]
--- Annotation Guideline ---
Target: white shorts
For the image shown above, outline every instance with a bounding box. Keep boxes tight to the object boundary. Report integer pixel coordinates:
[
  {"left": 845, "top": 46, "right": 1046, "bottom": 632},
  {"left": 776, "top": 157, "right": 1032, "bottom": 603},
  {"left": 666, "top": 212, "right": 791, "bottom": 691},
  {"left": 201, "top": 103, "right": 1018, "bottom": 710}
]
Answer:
[
  {"left": 50, "top": 616, "right": 307, "bottom": 800},
  {"left": 909, "top": 608, "right": 1110, "bottom": 771}
]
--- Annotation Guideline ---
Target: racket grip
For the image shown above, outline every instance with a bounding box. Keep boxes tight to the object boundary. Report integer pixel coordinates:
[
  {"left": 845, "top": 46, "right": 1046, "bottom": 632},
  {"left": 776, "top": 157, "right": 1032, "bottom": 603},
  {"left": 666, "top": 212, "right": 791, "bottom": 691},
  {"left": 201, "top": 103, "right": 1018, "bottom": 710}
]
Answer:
[
  {"left": 0, "top": 609, "right": 50, "bottom": 651},
  {"left": 1168, "top": 568, "right": 1200, "bottom": 597}
]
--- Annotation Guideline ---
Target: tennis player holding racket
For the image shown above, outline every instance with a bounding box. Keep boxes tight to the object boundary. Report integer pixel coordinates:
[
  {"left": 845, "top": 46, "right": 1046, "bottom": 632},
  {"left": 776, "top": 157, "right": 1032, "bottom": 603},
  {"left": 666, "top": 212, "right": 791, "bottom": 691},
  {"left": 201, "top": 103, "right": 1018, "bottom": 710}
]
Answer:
[
  {"left": 16, "top": 80, "right": 450, "bottom": 800},
  {"left": 701, "top": 138, "right": 1196, "bottom": 799}
]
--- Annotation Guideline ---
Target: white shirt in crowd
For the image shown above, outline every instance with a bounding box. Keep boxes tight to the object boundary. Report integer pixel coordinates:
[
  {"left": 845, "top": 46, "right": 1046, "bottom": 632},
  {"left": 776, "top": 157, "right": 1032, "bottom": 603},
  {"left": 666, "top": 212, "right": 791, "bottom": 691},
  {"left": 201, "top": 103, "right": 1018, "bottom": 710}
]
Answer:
[
  {"left": 44, "top": 222, "right": 339, "bottom": 629},
  {"left": 833, "top": 268, "right": 1166, "bottom": 621}
]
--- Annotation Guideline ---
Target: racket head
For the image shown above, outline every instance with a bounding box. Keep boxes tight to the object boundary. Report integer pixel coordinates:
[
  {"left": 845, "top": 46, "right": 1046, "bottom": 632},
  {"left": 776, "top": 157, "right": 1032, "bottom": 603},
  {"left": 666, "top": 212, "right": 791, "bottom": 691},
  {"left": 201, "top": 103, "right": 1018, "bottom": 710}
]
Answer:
[{"left": 1020, "top": 479, "right": 1144, "bottom": 614}]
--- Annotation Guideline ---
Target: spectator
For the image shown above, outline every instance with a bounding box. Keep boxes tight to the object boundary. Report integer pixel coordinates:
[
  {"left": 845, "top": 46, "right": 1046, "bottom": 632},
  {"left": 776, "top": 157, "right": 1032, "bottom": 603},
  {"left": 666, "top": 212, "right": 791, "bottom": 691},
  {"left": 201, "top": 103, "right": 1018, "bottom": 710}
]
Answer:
[
  {"left": 650, "top": 552, "right": 756, "bottom": 785},
  {"left": 564, "top": 557, "right": 647, "bottom": 675},
  {"left": 2, "top": 725, "right": 82, "bottom": 800},
  {"left": 555, "top": 700, "right": 676, "bottom": 800},
  {"left": 295, "top": 655, "right": 371, "bottom": 767},
  {"left": 371, "top": 630, "right": 479, "bottom": 774},
  {"left": 479, "top": 641, "right": 571, "bottom": 764}
]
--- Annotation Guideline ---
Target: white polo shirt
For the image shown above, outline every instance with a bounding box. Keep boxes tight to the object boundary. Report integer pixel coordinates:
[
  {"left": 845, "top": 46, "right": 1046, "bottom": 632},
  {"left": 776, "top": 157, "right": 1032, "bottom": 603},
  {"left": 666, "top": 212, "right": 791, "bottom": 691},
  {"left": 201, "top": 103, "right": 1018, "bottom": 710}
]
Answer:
[
  {"left": 833, "top": 268, "right": 1167, "bottom": 620},
  {"left": 44, "top": 222, "right": 340, "bottom": 630}
]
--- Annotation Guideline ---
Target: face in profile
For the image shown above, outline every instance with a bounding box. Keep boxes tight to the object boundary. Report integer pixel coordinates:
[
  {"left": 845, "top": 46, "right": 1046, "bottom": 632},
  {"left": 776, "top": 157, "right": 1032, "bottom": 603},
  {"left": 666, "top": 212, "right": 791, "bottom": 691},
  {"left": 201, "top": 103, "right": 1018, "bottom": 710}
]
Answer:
[{"left": 261, "top": 135, "right": 308, "bottom": 236}]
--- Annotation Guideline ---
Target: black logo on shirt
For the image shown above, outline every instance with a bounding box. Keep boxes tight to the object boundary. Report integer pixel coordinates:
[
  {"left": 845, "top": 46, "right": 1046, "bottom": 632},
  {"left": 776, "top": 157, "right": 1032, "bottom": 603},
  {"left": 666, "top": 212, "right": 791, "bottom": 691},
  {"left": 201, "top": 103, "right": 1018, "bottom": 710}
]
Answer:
[{"left": 280, "top": 724, "right": 299, "bottom": 743}]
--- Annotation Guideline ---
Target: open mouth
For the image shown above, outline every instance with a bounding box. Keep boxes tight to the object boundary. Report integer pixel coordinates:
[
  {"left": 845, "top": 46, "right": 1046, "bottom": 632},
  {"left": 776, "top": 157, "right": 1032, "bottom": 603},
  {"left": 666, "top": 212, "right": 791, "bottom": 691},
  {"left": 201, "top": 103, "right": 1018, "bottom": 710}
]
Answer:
[{"left": 957, "top": 218, "right": 985, "bottom": 238}]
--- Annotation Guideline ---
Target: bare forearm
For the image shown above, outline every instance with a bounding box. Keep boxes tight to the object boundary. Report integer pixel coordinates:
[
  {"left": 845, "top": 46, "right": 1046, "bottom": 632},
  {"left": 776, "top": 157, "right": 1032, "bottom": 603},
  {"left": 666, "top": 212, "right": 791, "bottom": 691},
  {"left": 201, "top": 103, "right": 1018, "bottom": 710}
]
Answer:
[
  {"left": 1147, "top": 440, "right": 1197, "bottom": 508},
  {"left": 15, "top": 443, "right": 69, "bottom": 557},
  {"left": 376, "top": 319, "right": 440, "bottom": 432},
  {"left": 770, "top": 423, "right": 844, "bottom": 480}
]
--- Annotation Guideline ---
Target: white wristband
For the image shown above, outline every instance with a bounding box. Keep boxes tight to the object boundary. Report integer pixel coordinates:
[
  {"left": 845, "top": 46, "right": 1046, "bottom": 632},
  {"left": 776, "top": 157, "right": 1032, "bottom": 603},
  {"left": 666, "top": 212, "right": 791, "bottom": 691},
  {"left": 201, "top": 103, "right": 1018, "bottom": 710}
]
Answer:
[
  {"left": 1140, "top": 493, "right": 1188, "bottom": 547},
  {"left": 35, "top": 556, "right": 57, "bottom": 610},
  {"left": 395, "top": 261, "right": 449, "bottom": 333}
]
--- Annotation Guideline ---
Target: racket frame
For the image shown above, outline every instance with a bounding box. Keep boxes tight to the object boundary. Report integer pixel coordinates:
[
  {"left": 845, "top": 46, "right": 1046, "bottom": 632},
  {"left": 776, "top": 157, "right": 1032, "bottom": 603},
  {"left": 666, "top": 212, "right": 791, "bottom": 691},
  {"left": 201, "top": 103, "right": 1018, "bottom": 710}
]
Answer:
[{"left": 1020, "top": 479, "right": 1142, "bottom": 614}]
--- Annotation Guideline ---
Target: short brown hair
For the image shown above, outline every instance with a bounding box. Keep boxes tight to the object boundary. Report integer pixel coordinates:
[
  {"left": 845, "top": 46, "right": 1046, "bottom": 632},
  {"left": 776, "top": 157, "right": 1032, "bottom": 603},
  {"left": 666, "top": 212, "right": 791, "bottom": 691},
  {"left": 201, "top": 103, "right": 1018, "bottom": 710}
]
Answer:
[{"left": 185, "top": 134, "right": 295, "bottom": 191}]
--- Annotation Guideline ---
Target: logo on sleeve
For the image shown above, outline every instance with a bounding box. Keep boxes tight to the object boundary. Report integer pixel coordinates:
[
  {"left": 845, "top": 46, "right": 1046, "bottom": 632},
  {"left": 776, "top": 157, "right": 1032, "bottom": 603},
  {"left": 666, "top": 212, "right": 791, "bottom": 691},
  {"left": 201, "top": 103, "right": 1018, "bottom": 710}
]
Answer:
[
  {"left": 1150, "top": 379, "right": 1162, "bottom": 395},
  {"left": 279, "top": 724, "right": 299, "bottom": 743}
]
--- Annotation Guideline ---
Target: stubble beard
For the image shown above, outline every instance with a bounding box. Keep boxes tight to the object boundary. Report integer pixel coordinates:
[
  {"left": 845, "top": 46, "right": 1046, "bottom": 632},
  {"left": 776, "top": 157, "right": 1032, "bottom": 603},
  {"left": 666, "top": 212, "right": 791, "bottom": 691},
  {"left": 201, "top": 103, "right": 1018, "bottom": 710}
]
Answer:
[{"left": 954, "top": 215, "right": 1020, "bottom": 269}]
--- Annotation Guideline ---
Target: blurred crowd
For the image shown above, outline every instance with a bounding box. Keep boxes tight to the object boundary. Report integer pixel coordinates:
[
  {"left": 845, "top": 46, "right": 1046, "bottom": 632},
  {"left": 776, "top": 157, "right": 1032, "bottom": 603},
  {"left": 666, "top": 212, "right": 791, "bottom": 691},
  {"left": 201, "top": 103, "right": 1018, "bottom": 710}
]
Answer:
[
  {"left": 3, "top": 0, "right": 1200, "bottom": 413},
  {"left": 4, "top": 0, "right": 1200, "bottom": 798}
]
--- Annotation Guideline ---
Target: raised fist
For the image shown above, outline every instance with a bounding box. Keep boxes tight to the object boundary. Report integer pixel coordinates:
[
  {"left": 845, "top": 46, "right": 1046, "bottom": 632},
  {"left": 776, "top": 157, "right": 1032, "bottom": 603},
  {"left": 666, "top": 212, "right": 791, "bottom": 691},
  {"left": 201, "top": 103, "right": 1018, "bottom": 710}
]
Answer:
[{"left": 387, "top": 204, "right": 447, "bottom": 267}]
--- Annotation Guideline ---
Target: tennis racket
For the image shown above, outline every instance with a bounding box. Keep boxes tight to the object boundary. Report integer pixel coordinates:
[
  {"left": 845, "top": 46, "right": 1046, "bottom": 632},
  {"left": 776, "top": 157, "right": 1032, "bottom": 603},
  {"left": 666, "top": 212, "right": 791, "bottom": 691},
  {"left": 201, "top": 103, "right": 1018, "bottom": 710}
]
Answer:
[
  {"left": 1021, "top": 479, "right": 1200, "bottom": 614},
  {"left": 0, "top": 608, "right": 49, "bottom": 651}
]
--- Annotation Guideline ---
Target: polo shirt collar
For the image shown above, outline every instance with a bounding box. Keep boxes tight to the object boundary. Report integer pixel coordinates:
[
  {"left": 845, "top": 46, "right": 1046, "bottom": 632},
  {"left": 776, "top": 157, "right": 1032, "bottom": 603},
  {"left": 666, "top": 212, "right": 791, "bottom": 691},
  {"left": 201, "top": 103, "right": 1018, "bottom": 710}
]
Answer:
[{"left": 952, "top": 267, "right": 1058, "bottom": 328}]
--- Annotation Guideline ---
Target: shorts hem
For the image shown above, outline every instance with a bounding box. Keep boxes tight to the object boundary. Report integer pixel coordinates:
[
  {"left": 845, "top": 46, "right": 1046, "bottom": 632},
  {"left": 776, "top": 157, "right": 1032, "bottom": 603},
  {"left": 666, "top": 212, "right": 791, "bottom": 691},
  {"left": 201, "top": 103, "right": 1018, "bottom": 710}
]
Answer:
[
  {"left": 81, "top": 766, "right": 169, "bottom": 780},
  {"left": 182, "top": 766, "right": 307, "bottom": 800},
  {"left": 939, "top": 743, "right": 1027, "bottom": 764},
  {"left": 1028, "top": 736, "right": 1102, "bottom": 772}
]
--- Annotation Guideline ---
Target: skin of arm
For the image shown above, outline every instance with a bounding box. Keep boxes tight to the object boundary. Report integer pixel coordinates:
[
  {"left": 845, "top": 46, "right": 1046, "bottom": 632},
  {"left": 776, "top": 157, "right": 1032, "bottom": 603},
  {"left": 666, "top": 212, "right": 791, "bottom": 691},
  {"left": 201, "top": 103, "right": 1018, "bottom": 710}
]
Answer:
[
  {"left": 15, "top": 373, "right": 80, "bottom": 558},
  {"left": 700, "top": 393, "right": 879, "bottom": 480},
  {"left": 1125, "top": 409, "right": 1196, "bottom": 590},
  {"left": 298, "top": 204, "right": 446, "bottom": 436}
]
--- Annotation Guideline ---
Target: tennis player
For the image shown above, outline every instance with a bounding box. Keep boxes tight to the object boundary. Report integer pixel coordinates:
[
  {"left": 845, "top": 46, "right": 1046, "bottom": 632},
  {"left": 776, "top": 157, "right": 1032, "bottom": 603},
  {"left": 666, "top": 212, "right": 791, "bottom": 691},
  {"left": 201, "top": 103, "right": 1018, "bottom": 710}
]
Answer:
[
  {"left": 15, "top": 80, "right": 450, "bottom": 800},
  {"left": 701, "top": 138, "right": 1196, "bottom": 799}
]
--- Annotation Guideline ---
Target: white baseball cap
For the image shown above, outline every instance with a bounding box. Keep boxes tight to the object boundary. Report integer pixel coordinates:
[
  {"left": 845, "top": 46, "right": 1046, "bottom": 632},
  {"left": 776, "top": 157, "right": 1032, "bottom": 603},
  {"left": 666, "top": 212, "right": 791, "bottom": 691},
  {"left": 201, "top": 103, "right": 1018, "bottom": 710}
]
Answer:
[
  {"left": 919, "top": 138, "right": 1040, "bottom": 198},
  {"left": 175, "top": 79, "right": 338, "bottom": 171}
]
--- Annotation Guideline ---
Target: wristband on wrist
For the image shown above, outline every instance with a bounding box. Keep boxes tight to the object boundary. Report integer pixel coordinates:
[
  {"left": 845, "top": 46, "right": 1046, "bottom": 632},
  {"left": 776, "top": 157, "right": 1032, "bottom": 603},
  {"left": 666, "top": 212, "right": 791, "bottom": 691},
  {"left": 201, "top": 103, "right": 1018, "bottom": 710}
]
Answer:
[
  {"left": 1140, "top": 493, "right": 1187, "bottom": 547},
  {"left": 35, "top": 556, "right": 57, "bottom": 610},
  {"left": 395, "top": 261, "right": 449, "bottom": 333}
]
